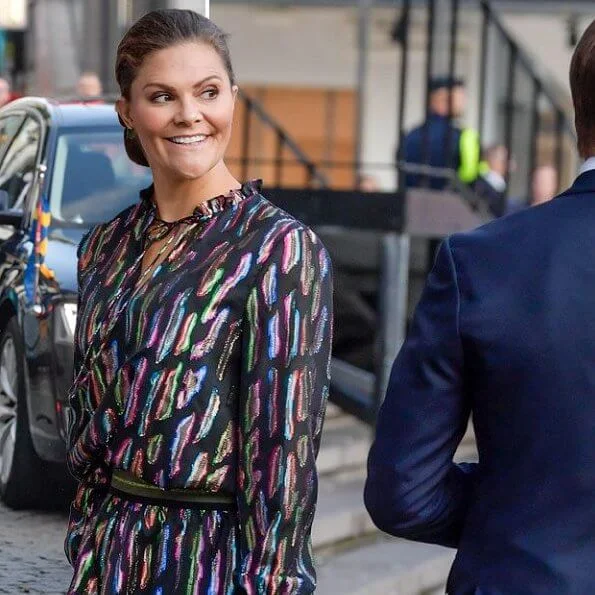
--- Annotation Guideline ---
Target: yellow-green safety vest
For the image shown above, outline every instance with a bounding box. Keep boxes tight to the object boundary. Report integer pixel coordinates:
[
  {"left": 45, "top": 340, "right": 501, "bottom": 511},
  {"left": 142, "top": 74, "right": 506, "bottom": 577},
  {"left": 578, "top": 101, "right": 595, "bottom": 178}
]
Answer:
[{"left": 458, "top": 127, "right": 487, "bottom": 184}]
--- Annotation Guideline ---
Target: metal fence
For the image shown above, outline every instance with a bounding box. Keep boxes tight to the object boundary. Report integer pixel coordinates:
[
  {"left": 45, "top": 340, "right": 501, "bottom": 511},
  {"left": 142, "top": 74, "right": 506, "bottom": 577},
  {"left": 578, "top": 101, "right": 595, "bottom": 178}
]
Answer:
[
  {"left": 225, "top": 0, "right": 578, "bottom": 200},
  {"left": 395, "top": 0, "right": 578, "bottom": 199}
]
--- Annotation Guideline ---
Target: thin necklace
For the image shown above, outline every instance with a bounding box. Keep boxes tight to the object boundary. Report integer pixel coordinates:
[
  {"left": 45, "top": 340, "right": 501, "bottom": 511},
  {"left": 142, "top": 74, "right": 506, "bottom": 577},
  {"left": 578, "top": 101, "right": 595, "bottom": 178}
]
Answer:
[
  {"left": 145, "top": 213, "right": 198, "bottom": 244},
  {"left": 137, "top": 226, "right": 181, "bottom": 287}
]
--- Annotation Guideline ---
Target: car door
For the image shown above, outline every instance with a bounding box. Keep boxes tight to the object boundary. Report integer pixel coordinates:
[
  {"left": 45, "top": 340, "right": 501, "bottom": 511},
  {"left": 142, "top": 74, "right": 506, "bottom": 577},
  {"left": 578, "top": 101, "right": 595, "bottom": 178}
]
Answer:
[
  {"left": 0, "top": 113, "right": 35, "bottom": 289},
  {"left": 0, "top": 114, "right": 62, "bottom": 460}
]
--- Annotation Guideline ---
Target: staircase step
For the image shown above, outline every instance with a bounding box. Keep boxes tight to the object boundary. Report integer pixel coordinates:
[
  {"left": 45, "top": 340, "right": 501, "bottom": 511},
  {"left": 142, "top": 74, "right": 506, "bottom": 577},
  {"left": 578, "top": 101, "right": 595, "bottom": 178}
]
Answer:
[
  {"left": 313, "top": 410, "right": 477, "bottom": 558},
  {"left": 317, "top": 415, "right": 371, "bottom": 476},
  {"left": 318, "top": 414, "right": 476, "bottom": 480},
  {"left": 316, "top": 535, "right": 455, "bottom": 595},
  {"left": 313, "top": 470, "right": 375, "bottom": 550}
]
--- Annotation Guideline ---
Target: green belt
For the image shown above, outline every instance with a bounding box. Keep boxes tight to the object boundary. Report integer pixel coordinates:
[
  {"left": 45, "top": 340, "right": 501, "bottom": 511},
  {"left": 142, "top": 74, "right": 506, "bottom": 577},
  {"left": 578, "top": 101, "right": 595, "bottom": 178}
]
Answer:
[{"left": 110, "top": 469, "right": 236, "bottom": 509}]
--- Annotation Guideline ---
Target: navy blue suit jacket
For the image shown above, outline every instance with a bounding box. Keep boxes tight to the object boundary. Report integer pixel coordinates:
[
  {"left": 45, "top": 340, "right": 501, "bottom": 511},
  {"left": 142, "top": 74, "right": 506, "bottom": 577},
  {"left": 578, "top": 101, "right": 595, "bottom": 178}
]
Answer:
[{"left": 365, "top": 170, "right": 595, "bottom": 594}]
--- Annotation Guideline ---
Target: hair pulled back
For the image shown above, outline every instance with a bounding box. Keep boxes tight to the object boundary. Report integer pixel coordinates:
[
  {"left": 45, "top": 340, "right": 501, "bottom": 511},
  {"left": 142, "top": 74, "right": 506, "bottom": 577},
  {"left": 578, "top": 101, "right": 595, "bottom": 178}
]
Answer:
[{"left": 115, "top": 9, "right": 235, "bottom": 167}]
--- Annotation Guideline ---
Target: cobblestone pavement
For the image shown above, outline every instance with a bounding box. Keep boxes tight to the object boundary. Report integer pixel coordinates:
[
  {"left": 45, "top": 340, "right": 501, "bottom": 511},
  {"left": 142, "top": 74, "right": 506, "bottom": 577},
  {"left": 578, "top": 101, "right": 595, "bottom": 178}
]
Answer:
[{"left": 0, "top": 502, "right": 72, "bottom": 594}]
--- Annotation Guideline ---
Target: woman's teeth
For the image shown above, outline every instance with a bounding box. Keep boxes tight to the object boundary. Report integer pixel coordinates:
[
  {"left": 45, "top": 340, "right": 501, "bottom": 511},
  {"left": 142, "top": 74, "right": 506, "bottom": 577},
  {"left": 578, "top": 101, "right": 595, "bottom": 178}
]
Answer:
[{"left": 169, "top": 134, "right": 207, "bottom": 145}]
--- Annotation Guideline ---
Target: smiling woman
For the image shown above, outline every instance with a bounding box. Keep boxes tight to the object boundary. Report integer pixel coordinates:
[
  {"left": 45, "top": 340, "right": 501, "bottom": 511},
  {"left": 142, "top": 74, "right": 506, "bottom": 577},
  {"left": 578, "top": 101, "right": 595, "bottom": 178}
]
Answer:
[
  {"left": 117, "top": 45, "right": 237, "bottom": 192},
  {"left": 115, "top": 17, "right": 239, "bottom": 219},
  {"left": 64, "top": 9, "right": 333, "bottom": 595}
]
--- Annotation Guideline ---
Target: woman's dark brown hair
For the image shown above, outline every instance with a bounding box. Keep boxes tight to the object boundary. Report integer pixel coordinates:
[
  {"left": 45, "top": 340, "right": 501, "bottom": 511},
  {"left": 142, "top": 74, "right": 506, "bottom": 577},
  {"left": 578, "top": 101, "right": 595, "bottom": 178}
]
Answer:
[
  {"left": 570, "top": 19, "right": 595, "bottom": 158},
  {"left": 115, "top": 9, "right": 235, "bottom": 167}
]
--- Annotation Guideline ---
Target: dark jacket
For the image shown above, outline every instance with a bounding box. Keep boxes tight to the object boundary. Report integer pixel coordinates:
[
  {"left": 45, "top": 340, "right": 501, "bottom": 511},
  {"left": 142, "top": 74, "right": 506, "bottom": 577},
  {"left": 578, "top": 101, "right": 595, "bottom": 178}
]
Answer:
[
  {"left": 400, "top": 113, "right": 461, "bottom": 190},
  {"left": 472, "top": 174, "right": 507, "bottom": 218},
  {"left": 365, "top": 169, "right": 595, "bottom": 594}
]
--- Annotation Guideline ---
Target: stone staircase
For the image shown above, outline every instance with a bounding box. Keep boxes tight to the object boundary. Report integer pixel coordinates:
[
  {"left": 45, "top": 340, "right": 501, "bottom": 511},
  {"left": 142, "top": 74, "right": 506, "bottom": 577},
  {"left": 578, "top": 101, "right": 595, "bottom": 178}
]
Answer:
[{"left": 313, "top": 403, "right": 477, "bottom": 595}]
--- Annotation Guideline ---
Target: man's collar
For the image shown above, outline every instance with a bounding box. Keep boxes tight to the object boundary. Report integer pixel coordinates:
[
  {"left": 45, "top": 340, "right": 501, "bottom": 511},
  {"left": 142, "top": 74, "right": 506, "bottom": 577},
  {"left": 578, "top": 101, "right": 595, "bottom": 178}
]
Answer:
[
  {"left": 559, "top": 162, "right": 595, "bottom": 198},
  {"left": 579, "top": 156, "right": 595, "bottom": 176}
]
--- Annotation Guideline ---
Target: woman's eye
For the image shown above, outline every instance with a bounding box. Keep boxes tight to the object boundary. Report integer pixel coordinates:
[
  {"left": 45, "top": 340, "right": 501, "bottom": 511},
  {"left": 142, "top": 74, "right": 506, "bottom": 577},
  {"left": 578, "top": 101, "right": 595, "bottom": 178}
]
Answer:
[
  {"left": 151, "top": 93, "right": 172, "bottom": 103},
  {"left": 202, "top": 88, "right": 219, "bottom": 99}
]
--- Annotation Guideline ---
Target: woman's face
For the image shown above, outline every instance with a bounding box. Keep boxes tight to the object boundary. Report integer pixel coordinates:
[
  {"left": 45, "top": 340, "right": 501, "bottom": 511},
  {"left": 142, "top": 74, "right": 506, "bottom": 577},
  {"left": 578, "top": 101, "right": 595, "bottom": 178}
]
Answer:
[{"left": 118, "top": 41, "right": 237, "bottom": 182}]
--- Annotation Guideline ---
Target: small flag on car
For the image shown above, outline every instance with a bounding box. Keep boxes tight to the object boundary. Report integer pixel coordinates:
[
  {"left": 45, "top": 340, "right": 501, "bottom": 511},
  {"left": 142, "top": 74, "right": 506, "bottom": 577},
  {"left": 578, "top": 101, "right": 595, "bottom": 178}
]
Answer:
[{"left": 24, "top": 193, "right": 54, "bottom": 307}]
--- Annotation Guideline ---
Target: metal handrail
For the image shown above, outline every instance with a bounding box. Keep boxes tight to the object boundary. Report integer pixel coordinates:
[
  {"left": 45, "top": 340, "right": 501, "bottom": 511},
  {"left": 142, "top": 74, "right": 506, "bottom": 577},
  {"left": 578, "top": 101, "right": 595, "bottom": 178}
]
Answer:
[
  {"left": 393, "top": 0, "right": 578, "bottom": 203},
  {"left": 45, "top": 90, "right": 329, "bottom": 188},
  {"left": 479, "top": 0, "right": 576, "bottom": 198},
  {"left": 237, "top": 89, "right": 329, "bottom": 188},
  {"left": 479, "top": 0, "right": 575, "bottom": 140}
]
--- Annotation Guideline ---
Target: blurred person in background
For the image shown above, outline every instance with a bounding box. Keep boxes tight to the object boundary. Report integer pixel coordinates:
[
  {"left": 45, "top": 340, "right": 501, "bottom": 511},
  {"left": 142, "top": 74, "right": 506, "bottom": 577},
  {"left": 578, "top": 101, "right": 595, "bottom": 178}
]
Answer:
[
  {"left": 530, "top": 164, "right": 559, "bottom": 206},
  {"left": 399, "top": 76, "right": 482, "bottom": 192},
  {"left": 506, "top": 164, "right": 559, "bottom": 213},
  {"left": 64, "top": 9, "right": 332, "bottom": 595},
  {"left": 366, "top": 18, "right": 595, "bottom": 595},
  {"left": 0, "top": 77, "right": 11, "bottom": 107},
  {"left": 75, "top": 71, "right": 103, "bottom": 98},
  {"left": 357, "top": 173, "right": 381, "bottom": 192},
  {"left": 473, "top": 144, "right": 511, "bottom": 217}
]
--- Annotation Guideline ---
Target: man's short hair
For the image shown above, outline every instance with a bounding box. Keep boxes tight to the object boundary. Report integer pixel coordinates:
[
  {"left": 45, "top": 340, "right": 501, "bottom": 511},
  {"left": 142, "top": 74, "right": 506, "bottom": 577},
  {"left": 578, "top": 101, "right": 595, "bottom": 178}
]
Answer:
[{"left": 570, "top": 19, "right": 595, "bottom": 158}]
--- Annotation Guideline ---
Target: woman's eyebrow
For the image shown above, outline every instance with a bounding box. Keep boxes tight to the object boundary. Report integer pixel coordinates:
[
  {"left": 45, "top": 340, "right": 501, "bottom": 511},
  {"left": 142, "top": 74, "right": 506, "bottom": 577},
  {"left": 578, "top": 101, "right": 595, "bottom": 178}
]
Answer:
[{"left": 143, "top": 75, "right": 221, "bottom": 91}]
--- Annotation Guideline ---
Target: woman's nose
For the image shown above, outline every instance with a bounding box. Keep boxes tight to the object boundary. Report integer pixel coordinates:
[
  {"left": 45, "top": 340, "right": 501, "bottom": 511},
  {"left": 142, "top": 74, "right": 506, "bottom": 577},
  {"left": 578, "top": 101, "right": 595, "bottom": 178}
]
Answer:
[{"left": 174, "top": 98, "right": 202, "bottom": 126}]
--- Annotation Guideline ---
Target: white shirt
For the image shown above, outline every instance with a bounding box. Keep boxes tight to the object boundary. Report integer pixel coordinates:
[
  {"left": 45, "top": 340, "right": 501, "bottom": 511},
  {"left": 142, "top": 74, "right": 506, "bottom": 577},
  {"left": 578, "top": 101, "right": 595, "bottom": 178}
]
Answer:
[
  {"left": 481, "top": 170, "right": 507, "bottom": 193},
  {"left": 579, "top": 156, "right": 595, "bottom": 176}
]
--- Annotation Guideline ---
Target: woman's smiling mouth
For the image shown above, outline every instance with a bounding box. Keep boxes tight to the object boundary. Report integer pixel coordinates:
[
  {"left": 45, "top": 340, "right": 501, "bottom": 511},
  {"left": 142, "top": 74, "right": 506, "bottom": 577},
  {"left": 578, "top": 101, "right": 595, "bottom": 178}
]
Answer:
[{"left": 167, "top": 134, "right": 208, "bottom": 146}]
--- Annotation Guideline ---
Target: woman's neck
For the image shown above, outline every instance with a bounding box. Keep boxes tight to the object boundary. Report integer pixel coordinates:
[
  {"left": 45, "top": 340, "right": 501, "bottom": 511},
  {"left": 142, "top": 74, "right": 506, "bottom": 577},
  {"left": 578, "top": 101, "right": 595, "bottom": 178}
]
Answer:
[{"left": 151, "top": 165, "right": 240, "bottom": 222}]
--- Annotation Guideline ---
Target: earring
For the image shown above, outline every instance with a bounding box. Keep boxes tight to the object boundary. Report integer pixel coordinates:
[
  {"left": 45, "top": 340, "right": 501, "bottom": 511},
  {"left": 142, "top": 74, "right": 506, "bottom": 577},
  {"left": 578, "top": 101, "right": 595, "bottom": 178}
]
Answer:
[{"left": 126, "top": 127, "right": 135, "bottom": 139}]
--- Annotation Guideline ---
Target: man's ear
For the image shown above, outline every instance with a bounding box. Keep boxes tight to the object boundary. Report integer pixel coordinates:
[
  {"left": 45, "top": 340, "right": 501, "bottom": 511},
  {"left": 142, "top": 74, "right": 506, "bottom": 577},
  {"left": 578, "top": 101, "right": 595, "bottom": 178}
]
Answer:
[{"left": 115, "top": 97, "right": 133, "bottom": 129}]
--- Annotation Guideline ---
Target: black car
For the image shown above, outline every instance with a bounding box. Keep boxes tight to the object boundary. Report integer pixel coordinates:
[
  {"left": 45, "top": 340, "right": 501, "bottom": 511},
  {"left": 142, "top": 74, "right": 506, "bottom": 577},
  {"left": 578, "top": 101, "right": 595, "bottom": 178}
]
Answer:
[{"left": 0, "top": 97, "right": 152, "bottom": 508}]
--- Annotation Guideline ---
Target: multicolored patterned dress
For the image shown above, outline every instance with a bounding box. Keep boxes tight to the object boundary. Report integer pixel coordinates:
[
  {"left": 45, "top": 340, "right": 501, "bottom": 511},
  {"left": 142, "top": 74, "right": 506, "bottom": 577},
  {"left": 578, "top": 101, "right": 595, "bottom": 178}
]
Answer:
[{"left": 64, "top": 180, "right": 333, "bottom": 594}]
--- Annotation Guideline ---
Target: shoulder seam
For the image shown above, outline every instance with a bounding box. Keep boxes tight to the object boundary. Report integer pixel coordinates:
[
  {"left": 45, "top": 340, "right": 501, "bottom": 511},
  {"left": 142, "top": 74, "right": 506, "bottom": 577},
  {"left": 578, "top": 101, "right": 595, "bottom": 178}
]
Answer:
[{"left": 444, "top": 236, "right": 461, "bottom": 340}]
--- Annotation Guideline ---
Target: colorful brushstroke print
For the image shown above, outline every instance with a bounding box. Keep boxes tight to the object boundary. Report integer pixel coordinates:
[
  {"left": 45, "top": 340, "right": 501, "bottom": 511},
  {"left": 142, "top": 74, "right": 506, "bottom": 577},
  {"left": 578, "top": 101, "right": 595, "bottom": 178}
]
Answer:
[{"left": 65, "top": 181, "right": 333, "bottom": 594}]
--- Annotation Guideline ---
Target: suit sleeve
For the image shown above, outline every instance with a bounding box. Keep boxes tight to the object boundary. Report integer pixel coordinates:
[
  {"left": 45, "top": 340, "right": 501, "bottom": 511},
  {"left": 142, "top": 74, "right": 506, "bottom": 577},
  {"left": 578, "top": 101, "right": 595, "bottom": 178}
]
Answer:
[
  {"left": 235, "top": 227, "right": 333, "bottom": 594},
  {"left": 364, "top": 237, "right": 476, "bottom": 548}
]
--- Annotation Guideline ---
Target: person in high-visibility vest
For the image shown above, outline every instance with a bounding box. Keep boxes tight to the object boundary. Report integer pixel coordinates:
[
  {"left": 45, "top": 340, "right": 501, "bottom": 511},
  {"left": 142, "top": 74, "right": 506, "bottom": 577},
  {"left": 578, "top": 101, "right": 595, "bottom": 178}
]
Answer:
[{"left": 399, "top": 76, "right": 483, "bottom": 190}]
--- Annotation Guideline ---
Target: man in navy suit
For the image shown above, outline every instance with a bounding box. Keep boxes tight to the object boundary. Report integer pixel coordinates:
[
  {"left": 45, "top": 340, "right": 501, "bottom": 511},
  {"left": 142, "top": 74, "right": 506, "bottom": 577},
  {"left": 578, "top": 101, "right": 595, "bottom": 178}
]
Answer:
[{"left": 365, "top": 20, "right": 595, "bottom": 595}]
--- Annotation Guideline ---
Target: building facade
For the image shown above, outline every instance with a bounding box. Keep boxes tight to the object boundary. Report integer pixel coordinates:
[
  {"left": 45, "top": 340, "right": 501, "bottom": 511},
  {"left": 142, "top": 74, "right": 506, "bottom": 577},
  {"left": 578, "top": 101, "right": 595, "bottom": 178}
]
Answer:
[{"left": 16, "top": 1, "right": 595, "bottom": 192}]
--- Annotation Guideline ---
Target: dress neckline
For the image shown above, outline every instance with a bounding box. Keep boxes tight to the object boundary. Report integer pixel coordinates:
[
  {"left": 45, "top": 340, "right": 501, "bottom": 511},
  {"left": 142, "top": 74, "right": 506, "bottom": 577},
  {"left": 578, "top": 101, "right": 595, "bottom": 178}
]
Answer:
[{"left": 139, "top": 179, "right": 262, "bottom": 224}]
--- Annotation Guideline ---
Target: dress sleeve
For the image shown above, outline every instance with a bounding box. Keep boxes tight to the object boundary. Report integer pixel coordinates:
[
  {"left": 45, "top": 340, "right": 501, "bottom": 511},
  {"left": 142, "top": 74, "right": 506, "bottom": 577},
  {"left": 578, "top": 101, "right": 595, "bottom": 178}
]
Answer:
[
  {"left": 235, "top": 227, "right": 333, "bottom": 594},
  {"left": 64, "top": 227, "right": 102, "bottom": 566},
  {"left": 72, "top": 234, "right": 87, "bottom": 383},
  {"left": 66, "top": 226, "right": 101, "bottom": 478}
]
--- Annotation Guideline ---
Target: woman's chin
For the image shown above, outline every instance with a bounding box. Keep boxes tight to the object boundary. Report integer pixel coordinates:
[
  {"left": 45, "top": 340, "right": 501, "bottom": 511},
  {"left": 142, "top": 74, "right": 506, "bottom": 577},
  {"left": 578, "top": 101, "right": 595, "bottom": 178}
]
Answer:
[{"left": 169, "top": 163, "right": 212, "bottom": 182}]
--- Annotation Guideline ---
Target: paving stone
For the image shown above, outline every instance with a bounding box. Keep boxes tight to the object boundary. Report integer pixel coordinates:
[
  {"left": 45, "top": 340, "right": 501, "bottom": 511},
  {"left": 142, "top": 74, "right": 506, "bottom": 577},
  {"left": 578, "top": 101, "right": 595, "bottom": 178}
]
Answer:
[
  {"left": 0, "top": 502, "right": 71, "bottom": 594},
  {"left": 317, "top": 535, "right": 455, "bottom": 595}
]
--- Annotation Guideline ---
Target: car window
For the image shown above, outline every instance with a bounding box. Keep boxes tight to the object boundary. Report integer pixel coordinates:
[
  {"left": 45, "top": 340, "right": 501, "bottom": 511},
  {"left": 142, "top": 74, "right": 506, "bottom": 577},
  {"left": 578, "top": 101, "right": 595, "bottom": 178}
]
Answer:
[
  {"left": 50, "top": 128, "right": 152, "bottom": 224},
  {"left": 0, "top": 115, "right": 25, "bottom": 168},
  {"left": 0, "top": 117, "right": 41, "bottom": 210}
]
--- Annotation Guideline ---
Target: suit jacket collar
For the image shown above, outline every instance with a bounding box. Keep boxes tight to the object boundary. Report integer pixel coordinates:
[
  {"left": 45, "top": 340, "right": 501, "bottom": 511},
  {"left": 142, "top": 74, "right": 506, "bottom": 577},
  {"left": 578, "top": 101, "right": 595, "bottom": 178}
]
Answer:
[
  {"left": 578, "top": 156, "right": 595, "bottom": 176},
  {"left": 561, "top": 169, "right": 595, "bottom": 197}
]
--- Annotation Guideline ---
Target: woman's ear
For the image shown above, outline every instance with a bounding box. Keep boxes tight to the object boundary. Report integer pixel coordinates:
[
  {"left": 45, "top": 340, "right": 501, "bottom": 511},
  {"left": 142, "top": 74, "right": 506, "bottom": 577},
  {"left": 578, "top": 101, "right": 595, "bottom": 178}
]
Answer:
[
  {"left": 231, "top": 85, "right": 238, "bottom": 103},
  {"left": 115, "top": 97, "right": 133, "bottom": 129}
]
